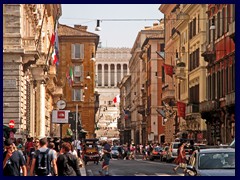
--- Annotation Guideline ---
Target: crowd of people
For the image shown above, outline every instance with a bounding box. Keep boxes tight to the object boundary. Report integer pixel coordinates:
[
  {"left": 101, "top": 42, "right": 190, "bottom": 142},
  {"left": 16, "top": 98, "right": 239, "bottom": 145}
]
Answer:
[{"left": 3, "top": 137, "right": 83, "bottom": 176}]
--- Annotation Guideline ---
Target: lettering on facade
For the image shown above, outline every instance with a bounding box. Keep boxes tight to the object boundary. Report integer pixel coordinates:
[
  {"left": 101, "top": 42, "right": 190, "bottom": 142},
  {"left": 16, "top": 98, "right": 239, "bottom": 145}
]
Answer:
[{"left": 4, "top": 79, "right": 17, "bottom": 89}]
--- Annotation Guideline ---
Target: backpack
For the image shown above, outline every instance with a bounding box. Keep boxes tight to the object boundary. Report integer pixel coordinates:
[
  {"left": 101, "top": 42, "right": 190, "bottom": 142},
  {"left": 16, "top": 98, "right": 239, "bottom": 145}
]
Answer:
[{"left": 35, "top": 149, "right": 51, "bottom": 176}]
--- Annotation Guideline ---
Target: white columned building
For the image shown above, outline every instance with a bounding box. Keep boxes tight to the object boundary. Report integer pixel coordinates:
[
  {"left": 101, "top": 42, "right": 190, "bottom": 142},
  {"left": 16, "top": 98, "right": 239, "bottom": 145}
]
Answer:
[{"left": 95, "top": 48, "right": 131, "bottom": 140}]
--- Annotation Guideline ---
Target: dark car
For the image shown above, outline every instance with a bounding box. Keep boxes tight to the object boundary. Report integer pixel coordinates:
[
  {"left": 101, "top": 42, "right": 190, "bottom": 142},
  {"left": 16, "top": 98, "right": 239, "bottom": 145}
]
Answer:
[
  {"left": 185, "top": 148, "right": 235, "bottom": 176},
  {"left": 83, "top": 138, "right": 100, "bottom": 164},
  {"left": 149, "top": 147, "right": 163, "bottom": 161}
]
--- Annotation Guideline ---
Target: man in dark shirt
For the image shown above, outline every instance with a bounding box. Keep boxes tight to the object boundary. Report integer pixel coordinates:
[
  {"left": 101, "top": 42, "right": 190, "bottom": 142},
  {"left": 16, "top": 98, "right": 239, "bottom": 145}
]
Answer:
[
  {"left": 3, "top": 139, "right": 27, "bottom": 176},
  {"left": 99, "top": 140, "right": 111, "bottom": 176}
]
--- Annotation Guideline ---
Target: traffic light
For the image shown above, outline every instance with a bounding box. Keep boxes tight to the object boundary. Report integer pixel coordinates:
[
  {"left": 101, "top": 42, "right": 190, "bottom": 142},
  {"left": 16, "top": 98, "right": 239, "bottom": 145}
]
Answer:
[{"left": 68, "top": 112, "right": 82, "bottom": 132}]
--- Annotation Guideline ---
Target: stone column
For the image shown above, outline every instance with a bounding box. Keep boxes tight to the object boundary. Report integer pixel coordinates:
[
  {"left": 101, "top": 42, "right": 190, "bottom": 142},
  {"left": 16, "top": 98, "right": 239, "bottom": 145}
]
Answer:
[
  {"left": 102, "top": 64, "right": 104, "bottom": 86},
  {"left": 39, "top": 80, "right": 46, "bottom": 137},
  {"left": 108, "top": 64, "right": 111, "bottom": 87},
  {"left": 115, "top": 64, "right": 117, "bottom": 87},
  {"left": 120, "top": 64, "right": 123, "bottom": 81},
  {"left": 30, "top": 81, "right": 36, "bottom": 137}
]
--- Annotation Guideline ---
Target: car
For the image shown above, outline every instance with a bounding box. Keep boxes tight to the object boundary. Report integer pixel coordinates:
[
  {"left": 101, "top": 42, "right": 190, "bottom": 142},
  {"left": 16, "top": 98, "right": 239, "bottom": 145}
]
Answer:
[
  {"left": 185, "top": 148, "right": 235, "bottom": 176},
  {"left": 83, "top": 138, "right": 100, "bottom": 165},
  {"left": 149, "top": 147, "right": 163, "bottom": 161},
  {"left": 160, "top": 146, "right": 169, "bottom": 162},
  {"left": 111, "top": 146, "right": 123, "bottom": 159},
  {"left": 166, "top": 142, "right": 180, "bottom": 162}
]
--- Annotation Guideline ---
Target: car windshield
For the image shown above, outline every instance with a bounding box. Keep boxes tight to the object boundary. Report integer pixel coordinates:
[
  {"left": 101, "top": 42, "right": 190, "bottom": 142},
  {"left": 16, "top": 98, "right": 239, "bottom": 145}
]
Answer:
[
  {"left": 154, "top": 147, "right": 162, "bottom": 152},
  {"left": 173, "top": 143, "right": 179, "bottom": 148},
  {"left": 198, "top": 152, "right": 235, "bottom": 169}
]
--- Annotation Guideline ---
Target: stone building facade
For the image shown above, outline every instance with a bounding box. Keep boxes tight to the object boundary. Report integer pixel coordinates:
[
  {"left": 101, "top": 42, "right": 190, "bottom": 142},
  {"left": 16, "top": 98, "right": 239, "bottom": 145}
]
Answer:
[{"left": 3, "top": 4, "right": 62, "bottom": 139}]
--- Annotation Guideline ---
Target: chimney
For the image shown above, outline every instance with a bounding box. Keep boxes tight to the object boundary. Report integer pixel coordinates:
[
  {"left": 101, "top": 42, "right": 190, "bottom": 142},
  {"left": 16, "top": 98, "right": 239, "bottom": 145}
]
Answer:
[{"left": 74, "top": 25, "right": 88, "bottom": 31}]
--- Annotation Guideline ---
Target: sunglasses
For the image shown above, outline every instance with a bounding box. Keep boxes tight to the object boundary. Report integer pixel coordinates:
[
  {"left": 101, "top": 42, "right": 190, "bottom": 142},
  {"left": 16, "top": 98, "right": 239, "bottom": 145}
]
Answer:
[{"left": 34, "top": 141, "right": 39, "bottom": 143}]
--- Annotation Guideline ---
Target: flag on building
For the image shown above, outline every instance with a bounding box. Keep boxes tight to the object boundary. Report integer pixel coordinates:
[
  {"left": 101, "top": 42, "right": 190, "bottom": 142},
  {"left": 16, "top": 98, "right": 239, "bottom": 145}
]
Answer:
[
  {"left": 124, "top": 110, "right": 130, "bottom": 120},
  {"left": 66, "top": 69, "right": 72, "bottom": 87},
  {"left": 156, "top": 108, "right": 166, "bottom": 118},
  {"left": 177, "top": 101, "right": 186, "bottom": 118},
  {"left": 113, "top": 95, "right": 120, "bottom": 103},
  {"left": 164, "top": 64, "right": 174, "bottom": 77},
  {"left": 50, "top": 33, "right": 55, "bottom": 46},
  {"left": 69, "top": 67, "right": 74, "bottom": 84}
]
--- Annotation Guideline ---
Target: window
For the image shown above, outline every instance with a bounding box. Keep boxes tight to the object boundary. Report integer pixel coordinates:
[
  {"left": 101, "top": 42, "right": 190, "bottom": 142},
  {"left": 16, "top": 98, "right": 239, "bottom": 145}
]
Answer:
[
  {"left": 71, "top": 44, "right": 84, "bottom": 59},
  {"left": 74, "top": 65, "right": 83, "bottom": 83},
  {"left": 72, "top": 88, "right": 83, "bottom": 101},
  {"left": 217, "top": 12, "right": 221, "bottom": 38},
  {"left": 222, "top": 8, "right": 225, "bottom": 35}
]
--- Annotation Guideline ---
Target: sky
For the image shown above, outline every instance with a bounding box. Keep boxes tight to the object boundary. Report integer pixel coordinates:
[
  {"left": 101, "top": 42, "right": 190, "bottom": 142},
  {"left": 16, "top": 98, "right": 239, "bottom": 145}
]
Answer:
[{"left": 59, "top": 4, "right": 164, "bottom": 48}]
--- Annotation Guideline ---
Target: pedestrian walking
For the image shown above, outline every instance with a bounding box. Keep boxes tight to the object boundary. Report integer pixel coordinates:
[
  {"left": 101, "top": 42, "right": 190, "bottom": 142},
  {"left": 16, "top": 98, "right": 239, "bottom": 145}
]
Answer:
[
  {"left": 99, "top": 140, "right": 111, "bottom": 176},
  {"left": 26, "top": 138, "right": 40, "bottom": 173},
  {"left": 3, "top": 138, "right": 27, "bottom": 176},
  {"left": 56, "top": 142, "right": 81, "bottom": 176},
  {"left": 173, "top": 142, "right": 187, "bottom": 173},
  {"left": 30, "top": 137, "right": 58, "bottom": 176}
]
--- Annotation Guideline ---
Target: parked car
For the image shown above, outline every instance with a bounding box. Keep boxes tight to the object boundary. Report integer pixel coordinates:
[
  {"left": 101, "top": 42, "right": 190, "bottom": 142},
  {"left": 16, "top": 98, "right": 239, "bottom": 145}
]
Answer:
[
  {"left": 111, "top": 146, "right": 123, "bottom": 159},
  {"left": 229, "top": 139, "right": 235, "bottom": 148},
  {"left": 149, "top": 147, "right": 163, "bottom": 161},
  {"left": 185, "top": 148, "right": 235, "bottom": 176},
  {"left": 160, "top": 146, "right": 169, "bottom": 162},
  {"left": 166, "top": 142, "right": 180, "bottom": 162}
]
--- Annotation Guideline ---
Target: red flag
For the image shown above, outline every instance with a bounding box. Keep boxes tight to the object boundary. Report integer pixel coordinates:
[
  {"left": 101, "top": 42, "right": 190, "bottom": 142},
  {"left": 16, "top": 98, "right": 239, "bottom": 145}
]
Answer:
[
  {"left": 164, "top": 64, "right": 173, "bottom": 77},
  {"left": 177, "top": 101, "right": 186, "bottom": 118},
  {"left": 113, "top": 95, "right": 120, "bottom": 103},
  {"left": 50, "top": 33, "right": 55, "bottom": 46}
]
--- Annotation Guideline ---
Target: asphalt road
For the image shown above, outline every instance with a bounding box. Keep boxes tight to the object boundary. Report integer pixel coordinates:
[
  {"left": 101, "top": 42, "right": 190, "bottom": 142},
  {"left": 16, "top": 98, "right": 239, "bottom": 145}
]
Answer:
[{"left": 85, "top": 157, "right": 185, "bottom": 176}]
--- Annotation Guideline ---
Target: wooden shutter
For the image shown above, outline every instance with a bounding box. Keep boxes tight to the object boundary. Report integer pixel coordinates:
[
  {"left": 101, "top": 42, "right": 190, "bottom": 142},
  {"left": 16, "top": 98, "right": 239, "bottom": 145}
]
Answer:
[
  {"left": 80, "top": 44, "right": 84, "bottom": 59},
  {"left": 71, "top": 44, "right": 75, "bottom": 59}
]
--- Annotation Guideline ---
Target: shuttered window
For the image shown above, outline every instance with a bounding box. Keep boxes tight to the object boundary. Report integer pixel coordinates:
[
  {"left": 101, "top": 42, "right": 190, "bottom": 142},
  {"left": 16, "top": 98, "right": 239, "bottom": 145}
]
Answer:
[
  {"left": 71, "top": 44, "right": 84, "bottom": 59},
  {"left": 74, "top": 65, "right": 84, "bottom": 82},
  {"left": 72, "top": 88, "right": 83, "bottom": 101}
]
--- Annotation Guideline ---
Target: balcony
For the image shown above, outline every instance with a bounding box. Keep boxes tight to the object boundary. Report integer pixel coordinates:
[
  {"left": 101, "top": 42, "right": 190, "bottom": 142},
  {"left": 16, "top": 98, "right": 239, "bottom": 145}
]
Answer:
[
  {"left": 226, "top": 92, "right": 235, "bottom": 106},
  {"left": 22, "top": 37, "right": 36, "bottom": 52},
  {"left": 186, "top": 103, "right": 199, "bottom": 114},
  {"left": 162, "top": 89, "right": 175, "bottom": 101},
  {"left": 175, "top": 66, "right": 186, "bottom": 80},
  {"left": 199, "top": 100, "right": 217, "bottom": 112}
]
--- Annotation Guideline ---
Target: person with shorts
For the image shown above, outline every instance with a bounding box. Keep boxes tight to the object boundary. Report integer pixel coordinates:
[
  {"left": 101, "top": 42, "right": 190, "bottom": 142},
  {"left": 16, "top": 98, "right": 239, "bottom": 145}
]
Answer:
[{"left": 99, "top": 140, "right": 111, "bottom": 176}]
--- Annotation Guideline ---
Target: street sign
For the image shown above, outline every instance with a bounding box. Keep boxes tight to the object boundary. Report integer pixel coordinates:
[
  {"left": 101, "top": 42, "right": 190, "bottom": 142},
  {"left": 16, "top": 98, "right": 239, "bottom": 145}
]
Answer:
[
  {"left": 9, "top": 120, "right": 15, "bottom": 128},
  {"left": 52, "top": 110, "right": 70, "bottom": 124}
]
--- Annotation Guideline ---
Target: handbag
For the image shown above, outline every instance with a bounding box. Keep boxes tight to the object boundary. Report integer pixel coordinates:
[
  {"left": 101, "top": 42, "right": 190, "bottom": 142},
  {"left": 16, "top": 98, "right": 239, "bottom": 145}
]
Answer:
[{"left": 179, "top": 162, "right": 187, "bottom": 169}]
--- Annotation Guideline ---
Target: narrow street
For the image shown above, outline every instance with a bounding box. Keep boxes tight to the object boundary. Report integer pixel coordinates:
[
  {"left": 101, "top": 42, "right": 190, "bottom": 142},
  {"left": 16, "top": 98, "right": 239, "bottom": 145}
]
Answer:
[{"left": 85, "top": 156, "right": 184, "bottom": 176}]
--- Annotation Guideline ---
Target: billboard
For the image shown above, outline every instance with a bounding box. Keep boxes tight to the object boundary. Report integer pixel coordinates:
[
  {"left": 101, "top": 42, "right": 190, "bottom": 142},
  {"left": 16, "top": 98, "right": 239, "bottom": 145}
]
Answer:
[{"left": 52, "top": 110, "right": 70, "bottom": 124}]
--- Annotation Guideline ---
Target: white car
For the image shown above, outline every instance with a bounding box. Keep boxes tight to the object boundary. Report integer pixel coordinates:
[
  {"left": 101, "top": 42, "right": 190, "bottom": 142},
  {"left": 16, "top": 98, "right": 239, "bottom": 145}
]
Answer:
[{"left": 185, "top": 148, "right": 235, "bottom": 176}]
